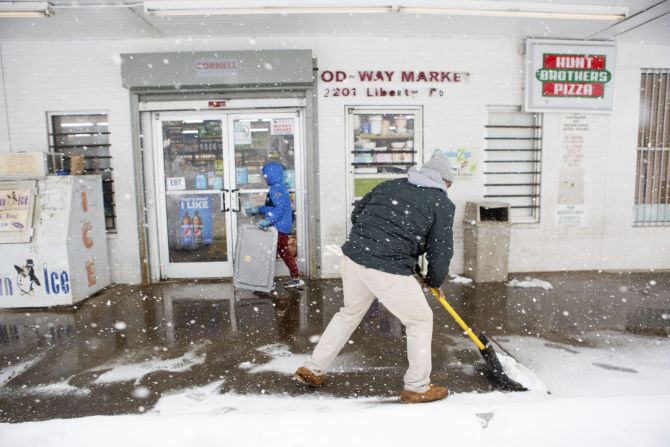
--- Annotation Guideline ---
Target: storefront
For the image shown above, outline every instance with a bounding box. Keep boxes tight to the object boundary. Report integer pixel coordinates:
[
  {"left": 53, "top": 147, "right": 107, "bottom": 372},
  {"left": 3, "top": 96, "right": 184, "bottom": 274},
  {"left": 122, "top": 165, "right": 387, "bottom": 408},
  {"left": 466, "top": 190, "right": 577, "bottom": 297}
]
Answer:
[
  {"left": 0, "top": 27, "right": 668, "bottom": 285},
  {"left": 120, "top": 50, "right": 318, "bottom": 282}
]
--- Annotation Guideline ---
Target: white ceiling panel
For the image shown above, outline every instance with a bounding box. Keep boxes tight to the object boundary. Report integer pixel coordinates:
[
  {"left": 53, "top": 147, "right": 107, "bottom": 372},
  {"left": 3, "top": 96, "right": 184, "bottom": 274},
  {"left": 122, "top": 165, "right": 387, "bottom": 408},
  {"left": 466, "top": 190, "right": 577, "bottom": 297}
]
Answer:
[
  {"left": 0, "top": 1, "right": 667, "bottom": 43},
  {"left": 0, "top": 5, "right": 156, "bottom": 40}
]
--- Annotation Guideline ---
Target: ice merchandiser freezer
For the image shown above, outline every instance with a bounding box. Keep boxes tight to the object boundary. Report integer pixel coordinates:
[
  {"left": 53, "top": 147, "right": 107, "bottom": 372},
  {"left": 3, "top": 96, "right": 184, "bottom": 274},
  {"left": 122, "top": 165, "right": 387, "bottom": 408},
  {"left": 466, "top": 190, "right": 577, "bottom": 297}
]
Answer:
[{"left": 0, "top": 175, "right": 110, "bottom": 308}]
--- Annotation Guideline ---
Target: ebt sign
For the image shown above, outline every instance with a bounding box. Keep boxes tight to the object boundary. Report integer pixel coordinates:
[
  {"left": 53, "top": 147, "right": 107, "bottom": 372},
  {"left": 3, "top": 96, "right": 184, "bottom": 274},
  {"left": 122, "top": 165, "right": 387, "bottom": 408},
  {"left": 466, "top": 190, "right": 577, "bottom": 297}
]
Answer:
[{"left": 525, "top": 39, "right": 616, "bottom": 113}]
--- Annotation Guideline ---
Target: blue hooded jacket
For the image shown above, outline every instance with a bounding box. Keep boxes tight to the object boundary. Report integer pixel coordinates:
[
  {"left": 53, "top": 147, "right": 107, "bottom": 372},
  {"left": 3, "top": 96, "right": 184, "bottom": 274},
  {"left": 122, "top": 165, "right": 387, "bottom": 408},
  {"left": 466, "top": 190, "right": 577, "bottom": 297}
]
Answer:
[{"left": 259, "top": 162, "right": 293, "bottom": 234}]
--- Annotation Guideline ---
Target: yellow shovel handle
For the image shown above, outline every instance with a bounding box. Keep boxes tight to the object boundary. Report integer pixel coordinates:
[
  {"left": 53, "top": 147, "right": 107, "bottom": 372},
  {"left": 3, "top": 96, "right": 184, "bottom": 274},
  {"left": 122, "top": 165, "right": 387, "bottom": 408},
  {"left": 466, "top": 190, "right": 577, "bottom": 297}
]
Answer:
[{"left": 429, "top": 287, "right": 486, "bottom": 351}]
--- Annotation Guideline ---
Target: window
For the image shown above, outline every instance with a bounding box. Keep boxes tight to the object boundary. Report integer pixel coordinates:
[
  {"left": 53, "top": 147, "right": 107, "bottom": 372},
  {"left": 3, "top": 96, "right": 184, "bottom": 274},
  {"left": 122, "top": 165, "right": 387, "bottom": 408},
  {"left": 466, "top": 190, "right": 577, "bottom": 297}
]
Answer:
[
  {"left": 346, "top": 106, "right": 423, "bottom": 229},
  {"left": 485, "top": 107, "right": 543, "bottom": 223},
  {"left": 48, "top": 113, "right": 116, "bottom": 232},
  {"left": 634, "top": 69, "right": 670, "bottom": 226}
]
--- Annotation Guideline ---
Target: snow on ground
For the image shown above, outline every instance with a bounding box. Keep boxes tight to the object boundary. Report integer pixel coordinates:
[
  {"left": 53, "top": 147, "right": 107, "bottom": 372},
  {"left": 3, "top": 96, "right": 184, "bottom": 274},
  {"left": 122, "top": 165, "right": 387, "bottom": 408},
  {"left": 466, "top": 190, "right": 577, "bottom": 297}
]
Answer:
[
  {"left": 0, "top": 353, "right": 45, "bottom": 387},
  {"left": 1, "top": 390, "right": 668, "bottom": 446},
  {"left": 240, "top": 343, "right": 308, "bottom": 374},
  {"left": 1, "top": 333, "right": 669, "bottom": 446},
  {"left": 88, "top": 342, "right": 208, "bottom": 385},
  {"left": 11, "top": 381, "right": 92, "bottom": 396},
  {"left": 499, "top": 332, "right": 670, "bottom": 397},
  {"left": 495, "top": 351, "right": 546, "bottom": 392},
  {"left": 507, "top": 277, "right": 554, "bottom": 290},
  {"left": 241, "top": 343, "right": 394, "bottom": 374},
  {"left": 449, "top": 274, "right": 473, "bottom": 284}
]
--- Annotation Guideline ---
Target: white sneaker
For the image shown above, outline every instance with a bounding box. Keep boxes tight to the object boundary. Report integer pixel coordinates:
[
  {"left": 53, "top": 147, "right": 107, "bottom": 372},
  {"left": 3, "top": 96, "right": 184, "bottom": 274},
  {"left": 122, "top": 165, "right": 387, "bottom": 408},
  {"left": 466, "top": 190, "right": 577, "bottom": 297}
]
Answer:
[
  {"left": 253, "top": 283, "right": 276, "bottom": 296},
  {"left": 284, "top": 279, "right": 305, "bottom": 289}
]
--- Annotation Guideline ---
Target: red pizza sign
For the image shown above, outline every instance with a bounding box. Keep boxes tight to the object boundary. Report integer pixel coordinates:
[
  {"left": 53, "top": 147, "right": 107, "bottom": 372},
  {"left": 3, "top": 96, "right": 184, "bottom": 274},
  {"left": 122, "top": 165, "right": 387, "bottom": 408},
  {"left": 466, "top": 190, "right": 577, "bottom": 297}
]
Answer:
[
  {"left": 525, "top": 40, "right": 616, "bottom": 113},
  {"left": 536, "top": 54, "right": 611, "bottom": 98}
]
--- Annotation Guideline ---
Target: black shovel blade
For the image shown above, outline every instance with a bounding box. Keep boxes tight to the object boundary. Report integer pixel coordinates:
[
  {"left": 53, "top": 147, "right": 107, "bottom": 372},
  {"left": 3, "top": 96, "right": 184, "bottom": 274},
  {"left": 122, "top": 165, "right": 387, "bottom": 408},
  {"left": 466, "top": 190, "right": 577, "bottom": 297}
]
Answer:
[{"left": 478, "top": 334, "right": 527, "bottom": 392}]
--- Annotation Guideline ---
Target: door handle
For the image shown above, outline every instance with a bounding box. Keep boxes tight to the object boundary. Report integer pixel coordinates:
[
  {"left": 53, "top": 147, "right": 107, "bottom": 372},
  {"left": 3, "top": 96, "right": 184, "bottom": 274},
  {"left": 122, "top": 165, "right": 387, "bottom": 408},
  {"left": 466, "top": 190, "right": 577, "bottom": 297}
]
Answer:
[
  {"left": 231, "top": 188, "right": 240, "bottom": 212},
  {"left": 220, "top": 188, "right": 229, "bottom": 212}
]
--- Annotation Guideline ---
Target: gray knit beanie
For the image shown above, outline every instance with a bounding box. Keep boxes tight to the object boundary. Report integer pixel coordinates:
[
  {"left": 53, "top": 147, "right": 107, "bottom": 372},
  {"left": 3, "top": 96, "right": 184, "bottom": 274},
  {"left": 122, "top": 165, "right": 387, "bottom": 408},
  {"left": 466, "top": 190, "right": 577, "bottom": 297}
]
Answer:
[{"left": 422, "top": 150, "right": 455, "bottom": 182}]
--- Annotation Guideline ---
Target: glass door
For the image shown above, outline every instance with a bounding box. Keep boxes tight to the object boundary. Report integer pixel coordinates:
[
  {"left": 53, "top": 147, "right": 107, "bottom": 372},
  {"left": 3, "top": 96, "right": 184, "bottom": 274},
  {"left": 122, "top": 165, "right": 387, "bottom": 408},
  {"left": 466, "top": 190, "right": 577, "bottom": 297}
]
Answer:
[
  {"left": 153, "top": 110, "right": 305, "bottom": 280},
  {"left": 229, "top": 112, "right": 303, "bottom": 277},
  {"left": 154, "top": 113, "right": 233, "bottom": 278}
]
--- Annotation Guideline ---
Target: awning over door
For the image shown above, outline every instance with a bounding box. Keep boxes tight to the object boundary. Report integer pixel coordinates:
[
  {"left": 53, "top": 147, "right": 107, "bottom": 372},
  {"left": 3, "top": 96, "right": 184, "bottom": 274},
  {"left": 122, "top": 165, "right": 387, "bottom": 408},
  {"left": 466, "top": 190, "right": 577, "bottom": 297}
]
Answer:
[{"left": 121, "top": 49, "right": 314, "bottom": 91}]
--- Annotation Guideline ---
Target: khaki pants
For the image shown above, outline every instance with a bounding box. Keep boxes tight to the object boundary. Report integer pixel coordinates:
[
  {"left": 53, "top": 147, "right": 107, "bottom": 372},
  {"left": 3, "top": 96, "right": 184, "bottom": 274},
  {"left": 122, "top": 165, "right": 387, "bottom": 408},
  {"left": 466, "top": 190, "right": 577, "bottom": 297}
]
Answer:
[{"left": 304, "top": 255, "right": 433, "bottom": 393}]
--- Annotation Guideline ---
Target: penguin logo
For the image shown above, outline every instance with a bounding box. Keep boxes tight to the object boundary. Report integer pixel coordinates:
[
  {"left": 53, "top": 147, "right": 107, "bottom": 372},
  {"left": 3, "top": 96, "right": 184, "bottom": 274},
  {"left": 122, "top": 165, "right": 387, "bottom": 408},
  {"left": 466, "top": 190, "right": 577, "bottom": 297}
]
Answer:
[{"left": 14, "top": 259, "right": 41, "bottom": 295}]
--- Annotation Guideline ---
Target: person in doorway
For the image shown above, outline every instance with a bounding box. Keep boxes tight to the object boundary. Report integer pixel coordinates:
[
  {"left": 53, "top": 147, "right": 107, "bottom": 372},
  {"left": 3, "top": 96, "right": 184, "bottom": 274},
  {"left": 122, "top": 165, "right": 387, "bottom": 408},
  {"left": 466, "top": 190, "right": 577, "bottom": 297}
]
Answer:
[
  {"left": 294, "top": 150, "right": 455, "bottom": 403},
  {"left": 245, "top": 161, "right": 304, "bottom": 290}
]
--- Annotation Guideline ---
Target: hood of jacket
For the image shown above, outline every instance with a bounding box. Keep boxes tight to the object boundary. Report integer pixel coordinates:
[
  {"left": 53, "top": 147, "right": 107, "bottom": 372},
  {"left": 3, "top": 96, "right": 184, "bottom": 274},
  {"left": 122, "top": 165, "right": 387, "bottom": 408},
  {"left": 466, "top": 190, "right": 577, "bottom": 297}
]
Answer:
[
  {"left": 407, "top": 166, "right": 450, "bottom": 195},
  {"left": 262, "top": 162, "right": 285, "bottom": 187}
]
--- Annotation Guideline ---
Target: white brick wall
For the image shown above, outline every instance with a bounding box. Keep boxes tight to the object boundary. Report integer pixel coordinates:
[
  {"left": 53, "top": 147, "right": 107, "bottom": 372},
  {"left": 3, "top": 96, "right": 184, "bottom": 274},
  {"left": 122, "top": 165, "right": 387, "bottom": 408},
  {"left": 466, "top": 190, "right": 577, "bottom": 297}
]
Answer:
[
  {"left": 0, "top": 36, "right": 668, "bottom": 283},
  {"left": 0, "top": 40, "right": 141, "bottom": 284},
  {"left": 0, "top": 47, "right": 9, "bottom": 150}
]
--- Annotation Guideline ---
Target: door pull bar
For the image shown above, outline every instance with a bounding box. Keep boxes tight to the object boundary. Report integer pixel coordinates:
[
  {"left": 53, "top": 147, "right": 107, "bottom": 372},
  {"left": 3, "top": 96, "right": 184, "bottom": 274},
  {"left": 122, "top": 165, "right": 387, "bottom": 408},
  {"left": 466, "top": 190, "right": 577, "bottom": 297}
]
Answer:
[
  {"left": 231, "top": 188, "right": 241, "bottom": 212},
  {"left": 221, "top": 188, "right": 229, "bottom": 212}
]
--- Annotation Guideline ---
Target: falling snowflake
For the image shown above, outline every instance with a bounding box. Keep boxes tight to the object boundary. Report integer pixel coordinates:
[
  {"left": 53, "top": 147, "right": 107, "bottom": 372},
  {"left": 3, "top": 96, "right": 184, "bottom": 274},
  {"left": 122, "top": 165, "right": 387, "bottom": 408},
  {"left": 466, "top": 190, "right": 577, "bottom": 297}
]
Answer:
[{"left": 132, "top": 386, "right": 151, "bottom": 399}]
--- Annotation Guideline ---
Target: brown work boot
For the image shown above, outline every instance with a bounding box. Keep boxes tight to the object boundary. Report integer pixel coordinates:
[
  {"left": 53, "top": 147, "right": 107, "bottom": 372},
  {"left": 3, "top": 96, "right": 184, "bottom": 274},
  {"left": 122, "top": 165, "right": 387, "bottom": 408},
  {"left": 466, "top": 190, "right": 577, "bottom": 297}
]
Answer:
[
  {"left": 400, "top": 385, "right": 449, "bottom": 404},
  {"left": 293, "top": 366, "right": 326, "bottom": 387}
]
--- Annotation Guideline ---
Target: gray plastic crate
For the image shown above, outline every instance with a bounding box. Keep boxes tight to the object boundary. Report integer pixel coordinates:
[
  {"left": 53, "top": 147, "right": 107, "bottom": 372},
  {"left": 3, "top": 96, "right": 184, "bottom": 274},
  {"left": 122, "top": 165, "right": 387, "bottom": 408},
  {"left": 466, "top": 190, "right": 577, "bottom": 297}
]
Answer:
[{"left": 234, "top": 224, "right": 278, "bottom": 292}]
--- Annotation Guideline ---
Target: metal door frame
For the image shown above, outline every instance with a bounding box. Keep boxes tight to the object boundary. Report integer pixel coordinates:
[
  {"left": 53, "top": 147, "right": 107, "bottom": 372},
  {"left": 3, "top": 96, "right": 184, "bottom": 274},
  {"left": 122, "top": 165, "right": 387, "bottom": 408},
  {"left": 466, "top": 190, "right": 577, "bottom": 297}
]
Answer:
[
  {"left": 226, "top": 111, "right": 306, "bottom": 278},
  {"left": 152, "top": 110, "right": 234, "bottom": 279},
  {"left": 146, "top": 106, "right": 308, "bottom": 280}
]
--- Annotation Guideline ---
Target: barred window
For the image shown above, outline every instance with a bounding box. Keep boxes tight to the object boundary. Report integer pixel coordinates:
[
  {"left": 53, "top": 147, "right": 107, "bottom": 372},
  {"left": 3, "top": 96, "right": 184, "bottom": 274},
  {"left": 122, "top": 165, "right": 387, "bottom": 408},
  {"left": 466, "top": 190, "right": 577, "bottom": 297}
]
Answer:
[
  {"left": 48, "top": 112, "right": 116, "bottom": 232},
  {"left": 635, "top": 69, "right": 670, "bottom": 226},
  {"left": 485, "top": 107, "right": 543, "bottom": 223}
]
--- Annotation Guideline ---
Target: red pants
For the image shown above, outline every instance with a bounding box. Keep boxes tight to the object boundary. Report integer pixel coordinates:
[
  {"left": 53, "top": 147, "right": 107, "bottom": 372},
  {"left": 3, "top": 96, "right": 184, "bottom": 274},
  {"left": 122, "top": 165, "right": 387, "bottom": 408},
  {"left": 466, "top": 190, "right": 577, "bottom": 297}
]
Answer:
[{"left": 277, "top": 233, "right": 300, "bottom": 279}]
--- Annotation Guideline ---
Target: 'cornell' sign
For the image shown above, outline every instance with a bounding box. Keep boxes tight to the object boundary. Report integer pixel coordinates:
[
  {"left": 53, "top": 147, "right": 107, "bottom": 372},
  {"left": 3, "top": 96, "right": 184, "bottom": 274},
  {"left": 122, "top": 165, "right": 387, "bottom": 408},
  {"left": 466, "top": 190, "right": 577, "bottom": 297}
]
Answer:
[{"left": 524, "top": 39, "right": 616, "bottom": 113}]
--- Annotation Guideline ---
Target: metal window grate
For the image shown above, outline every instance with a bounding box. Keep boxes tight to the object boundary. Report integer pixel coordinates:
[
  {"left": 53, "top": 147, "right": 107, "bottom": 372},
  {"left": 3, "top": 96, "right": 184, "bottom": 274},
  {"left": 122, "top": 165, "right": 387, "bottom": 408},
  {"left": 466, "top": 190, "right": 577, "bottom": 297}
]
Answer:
[
  {"left": 485, "top": 107, "right": 542, "bottom": 223},
  {"left": 634, "top": 69, "right": 670, "bottom": 226},
  {"left": 48, "top": 113, "right": 117, "bottom": 232}
]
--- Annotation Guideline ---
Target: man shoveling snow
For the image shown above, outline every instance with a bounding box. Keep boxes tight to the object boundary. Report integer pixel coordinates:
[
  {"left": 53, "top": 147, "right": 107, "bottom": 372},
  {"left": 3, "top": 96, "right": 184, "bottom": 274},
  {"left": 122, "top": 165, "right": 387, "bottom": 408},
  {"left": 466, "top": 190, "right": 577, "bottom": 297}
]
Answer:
[{"left": 294, "top": 150, "right": 456, "bottom": 403}]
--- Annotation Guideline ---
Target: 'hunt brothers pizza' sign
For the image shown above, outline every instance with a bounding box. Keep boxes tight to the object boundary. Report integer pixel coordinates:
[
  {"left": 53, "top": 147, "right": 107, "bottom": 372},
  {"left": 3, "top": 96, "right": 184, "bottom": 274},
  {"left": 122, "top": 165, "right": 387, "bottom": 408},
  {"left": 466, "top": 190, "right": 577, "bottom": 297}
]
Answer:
[{"left": 525, "top": 40, "right": 616, "bottom": 113}]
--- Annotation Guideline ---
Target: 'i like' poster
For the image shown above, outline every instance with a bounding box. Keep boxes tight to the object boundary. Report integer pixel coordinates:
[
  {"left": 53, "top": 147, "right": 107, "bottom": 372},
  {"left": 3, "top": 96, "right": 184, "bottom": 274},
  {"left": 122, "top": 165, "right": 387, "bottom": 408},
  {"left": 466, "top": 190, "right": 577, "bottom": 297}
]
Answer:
[{"left": 179, "top": 195, "right": 213, "bottom": 248}]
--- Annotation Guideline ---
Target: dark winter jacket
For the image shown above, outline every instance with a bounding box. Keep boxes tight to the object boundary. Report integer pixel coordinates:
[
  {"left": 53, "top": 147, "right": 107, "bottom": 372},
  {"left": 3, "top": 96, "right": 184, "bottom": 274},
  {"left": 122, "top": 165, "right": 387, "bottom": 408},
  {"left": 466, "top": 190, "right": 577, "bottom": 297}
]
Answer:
[
  {"left": 259, "top": 162, "right": 293, "bottom": 234},
  {"left": 341, "top": 170, "right": 455, "bottom": 288}
]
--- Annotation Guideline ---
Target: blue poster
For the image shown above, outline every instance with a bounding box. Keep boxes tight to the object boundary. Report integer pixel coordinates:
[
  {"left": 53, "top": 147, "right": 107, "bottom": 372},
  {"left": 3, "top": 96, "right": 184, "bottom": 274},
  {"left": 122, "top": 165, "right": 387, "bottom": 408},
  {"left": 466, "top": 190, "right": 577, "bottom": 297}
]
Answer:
[{"left": 179, "top": 195, "right": 213, "bottom": 247}]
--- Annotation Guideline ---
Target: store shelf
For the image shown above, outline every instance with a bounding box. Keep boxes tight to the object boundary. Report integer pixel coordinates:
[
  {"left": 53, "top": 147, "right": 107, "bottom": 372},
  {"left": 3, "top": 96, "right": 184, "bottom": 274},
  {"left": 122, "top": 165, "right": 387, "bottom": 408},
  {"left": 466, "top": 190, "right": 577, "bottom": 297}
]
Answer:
[
  {"left": 484, "top": 137, "right": 541, "bottom": 140},
  {"left": 50, "top": 144, "right": 111, "bottom": 148},
  {"left": 83, "top": 168, "right": 113, "bottom": 173},
  {"left": 352, "top": 150, "right": 416, "bottom": 154},
  {"left": 352, "top": 171, "right": 406, "bottom": 176},
  {"left": 356, "top": 133, "right": 414, "bottom": 139},
  {"left": 50, "top": 132, "right": 111, "bottom": 136},
  {"left": 484, "top": 125, "right": 541, "bottom": 129},
  {"left": 352, "top": 162, "right": 415, "bottom": 166},
  {"left": 173, "top": 151, "right": 218, "bottom": 157},
  {"left": 347, "top": 108, "right": 421, "bottom": 231}
]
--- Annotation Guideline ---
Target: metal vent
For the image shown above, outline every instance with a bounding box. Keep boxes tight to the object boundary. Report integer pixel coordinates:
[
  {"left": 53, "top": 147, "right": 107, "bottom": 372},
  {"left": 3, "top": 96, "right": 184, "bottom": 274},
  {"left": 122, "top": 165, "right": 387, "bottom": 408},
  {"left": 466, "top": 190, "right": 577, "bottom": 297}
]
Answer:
[
  {"left": 634, "top": 69, "right": 670, "bottom": 226},
  {"left": 48, "top": 113, "right": 116, "bottom": 232},
  {"left": 485, "top": 107, "right": 542, "bottom": 223}
]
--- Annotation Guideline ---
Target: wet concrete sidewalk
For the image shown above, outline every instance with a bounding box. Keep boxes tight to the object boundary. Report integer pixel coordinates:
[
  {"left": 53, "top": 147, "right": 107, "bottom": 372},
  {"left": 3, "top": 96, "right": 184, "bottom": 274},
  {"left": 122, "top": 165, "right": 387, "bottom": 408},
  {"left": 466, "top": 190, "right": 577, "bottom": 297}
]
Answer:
[{"left": 0, "top": 271, "right": 669, "bottom": 422}]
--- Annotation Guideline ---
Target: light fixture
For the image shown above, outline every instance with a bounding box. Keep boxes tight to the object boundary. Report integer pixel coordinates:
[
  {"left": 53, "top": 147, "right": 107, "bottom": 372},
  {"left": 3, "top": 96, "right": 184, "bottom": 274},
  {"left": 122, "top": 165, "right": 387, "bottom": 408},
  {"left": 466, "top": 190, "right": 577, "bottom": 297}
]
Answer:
[
  {"left": 400, "top": 2, "right": 628, "bottom": 21},
  {"left": 61, "top": 122, "right": 94, "bottom": 127},
  {"left": 144, "top": 2, "right": 391, "bottom": 16},
  {"left": 0, "top": 1, "right": 54, "bottom": 17},
  {"left": 143, "top": 1, "right": 627, "bottom": 21}
]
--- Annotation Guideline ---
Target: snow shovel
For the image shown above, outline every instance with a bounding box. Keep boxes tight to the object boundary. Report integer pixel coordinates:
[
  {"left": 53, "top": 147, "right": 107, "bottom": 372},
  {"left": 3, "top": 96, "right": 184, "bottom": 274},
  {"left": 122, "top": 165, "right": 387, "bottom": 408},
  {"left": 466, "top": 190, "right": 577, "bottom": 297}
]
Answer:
[{"left": 427, "top": 286, "right": 528, "bottom": 391}]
